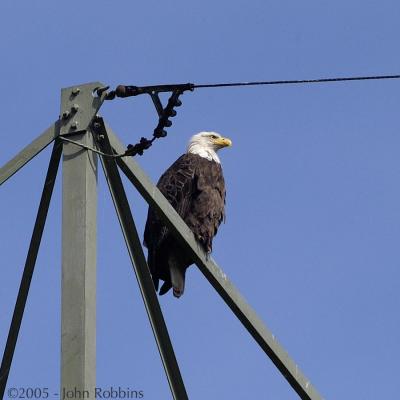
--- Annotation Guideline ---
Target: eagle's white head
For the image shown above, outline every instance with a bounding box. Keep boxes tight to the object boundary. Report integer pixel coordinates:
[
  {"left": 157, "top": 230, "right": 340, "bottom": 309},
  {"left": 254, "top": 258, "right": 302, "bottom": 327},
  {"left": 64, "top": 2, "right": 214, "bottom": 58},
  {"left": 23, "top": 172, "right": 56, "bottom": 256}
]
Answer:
[{"left": 187, "top": 131, "right": 232, "bottom": 163}]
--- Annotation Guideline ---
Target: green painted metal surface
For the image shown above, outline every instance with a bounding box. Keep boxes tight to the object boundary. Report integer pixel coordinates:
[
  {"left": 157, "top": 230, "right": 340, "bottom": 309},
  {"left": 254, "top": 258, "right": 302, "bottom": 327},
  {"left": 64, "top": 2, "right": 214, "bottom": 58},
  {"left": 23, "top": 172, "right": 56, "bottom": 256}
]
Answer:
[
  {"left": 0, "top": 142, "right": 62, "bottom": 398},
  {"left": 0, "top": 121, "right": 59, "bottom": 186},
  {"left": 61, "top": 131, "right": 97, "bottom": 398}
]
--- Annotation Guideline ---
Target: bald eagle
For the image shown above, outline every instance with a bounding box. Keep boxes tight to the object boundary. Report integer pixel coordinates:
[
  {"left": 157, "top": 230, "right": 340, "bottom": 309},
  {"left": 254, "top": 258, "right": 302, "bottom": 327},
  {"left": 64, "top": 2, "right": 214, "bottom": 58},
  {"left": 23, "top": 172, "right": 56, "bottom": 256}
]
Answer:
[{"left": 144, "top": 131, "right": 232, "bottom": 298}]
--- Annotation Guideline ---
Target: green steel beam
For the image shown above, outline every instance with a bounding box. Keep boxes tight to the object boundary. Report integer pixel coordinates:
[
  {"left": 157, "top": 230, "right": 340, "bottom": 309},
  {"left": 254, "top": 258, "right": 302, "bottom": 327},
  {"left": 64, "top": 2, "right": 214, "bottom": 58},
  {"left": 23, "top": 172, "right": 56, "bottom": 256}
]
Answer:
[
  {"left": 0, "top": 141, "right": 62, "bottom": 399},
  {"left": 96, "top": 123, "right": 188, "bottom": 400},
  {"left": 61, "top": 131, "right": 97, "bottom": 398},
  {"left": 106, "top": 124, "right": 323, "bottom": 400},
  {"left": 0, "top": 121, "right": 59, "bottom": 186},
  {"left": 59, "top": 82, "right": 108, "bottom": 398}
]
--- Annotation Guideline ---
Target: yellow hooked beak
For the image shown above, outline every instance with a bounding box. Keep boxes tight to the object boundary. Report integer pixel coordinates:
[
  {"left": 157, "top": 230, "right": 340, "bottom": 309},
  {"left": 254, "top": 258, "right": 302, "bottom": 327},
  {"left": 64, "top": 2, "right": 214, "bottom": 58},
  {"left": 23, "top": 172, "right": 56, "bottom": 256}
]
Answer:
[{"left": 213, "top": 137, "right": 232, "bottom": 148}]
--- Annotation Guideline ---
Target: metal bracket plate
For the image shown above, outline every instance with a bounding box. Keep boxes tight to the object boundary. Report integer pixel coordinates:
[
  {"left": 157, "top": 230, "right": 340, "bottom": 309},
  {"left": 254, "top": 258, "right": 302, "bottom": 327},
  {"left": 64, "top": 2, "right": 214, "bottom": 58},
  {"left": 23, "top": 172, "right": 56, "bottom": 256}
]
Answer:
[{"left": 59, "top": 82, "right": 107, "bottom": 136}]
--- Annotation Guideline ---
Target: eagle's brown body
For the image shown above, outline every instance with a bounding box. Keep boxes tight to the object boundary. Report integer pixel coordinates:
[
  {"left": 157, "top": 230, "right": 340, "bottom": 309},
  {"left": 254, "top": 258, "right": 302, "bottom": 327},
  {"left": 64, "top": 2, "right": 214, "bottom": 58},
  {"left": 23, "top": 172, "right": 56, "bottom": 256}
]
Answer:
[{"left": 144, "top": 152, "right": 226, "bottom": 297}]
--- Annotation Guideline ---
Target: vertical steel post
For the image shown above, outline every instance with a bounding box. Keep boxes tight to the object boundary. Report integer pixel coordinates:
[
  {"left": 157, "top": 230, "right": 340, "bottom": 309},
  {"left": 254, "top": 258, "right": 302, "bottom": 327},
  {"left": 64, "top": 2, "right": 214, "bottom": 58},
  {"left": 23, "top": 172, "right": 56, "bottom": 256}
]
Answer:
[{"left": 61, "top": 131, "right": 97, "bottom": 398}]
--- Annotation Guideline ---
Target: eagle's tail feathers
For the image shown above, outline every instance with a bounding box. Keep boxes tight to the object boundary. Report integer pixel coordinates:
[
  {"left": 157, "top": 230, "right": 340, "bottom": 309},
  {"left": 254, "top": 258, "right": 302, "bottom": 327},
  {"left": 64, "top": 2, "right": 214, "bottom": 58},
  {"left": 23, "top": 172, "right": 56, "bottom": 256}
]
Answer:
[{"left": 169, "top": 260, "right": 185, "bottom": 299}]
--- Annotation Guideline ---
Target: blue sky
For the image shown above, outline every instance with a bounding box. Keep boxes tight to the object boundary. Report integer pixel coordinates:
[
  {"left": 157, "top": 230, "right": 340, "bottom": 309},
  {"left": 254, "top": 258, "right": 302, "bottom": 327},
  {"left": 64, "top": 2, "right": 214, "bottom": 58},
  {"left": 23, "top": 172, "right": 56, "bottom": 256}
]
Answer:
[{"left": 1, "top": 1, "right": 400, "bottom": 398}]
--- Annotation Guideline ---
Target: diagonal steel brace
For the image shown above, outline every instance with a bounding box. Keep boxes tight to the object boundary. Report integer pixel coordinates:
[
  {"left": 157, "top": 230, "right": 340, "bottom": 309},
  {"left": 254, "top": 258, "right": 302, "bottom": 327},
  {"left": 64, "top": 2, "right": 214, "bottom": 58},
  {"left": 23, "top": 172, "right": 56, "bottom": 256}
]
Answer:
[
  {"left": 0, "top": 121, "right": 59, "bottom": 186},
  {"left": 95, "top": 122, "right": 188, "bottom": 400},
  {"left": 105, "top": 123, "right": 323, "bottom": 400},
  {"left": 0, "top": 141, "right": 62, "bottom": 399}
]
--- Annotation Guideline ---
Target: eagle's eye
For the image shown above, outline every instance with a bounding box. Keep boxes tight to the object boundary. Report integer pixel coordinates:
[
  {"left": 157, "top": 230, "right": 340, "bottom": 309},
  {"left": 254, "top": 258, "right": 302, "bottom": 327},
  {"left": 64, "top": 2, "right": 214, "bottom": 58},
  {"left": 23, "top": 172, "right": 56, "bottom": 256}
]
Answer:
[{"left": 210, "top": 135, "right": 218, "bottom": 139}]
